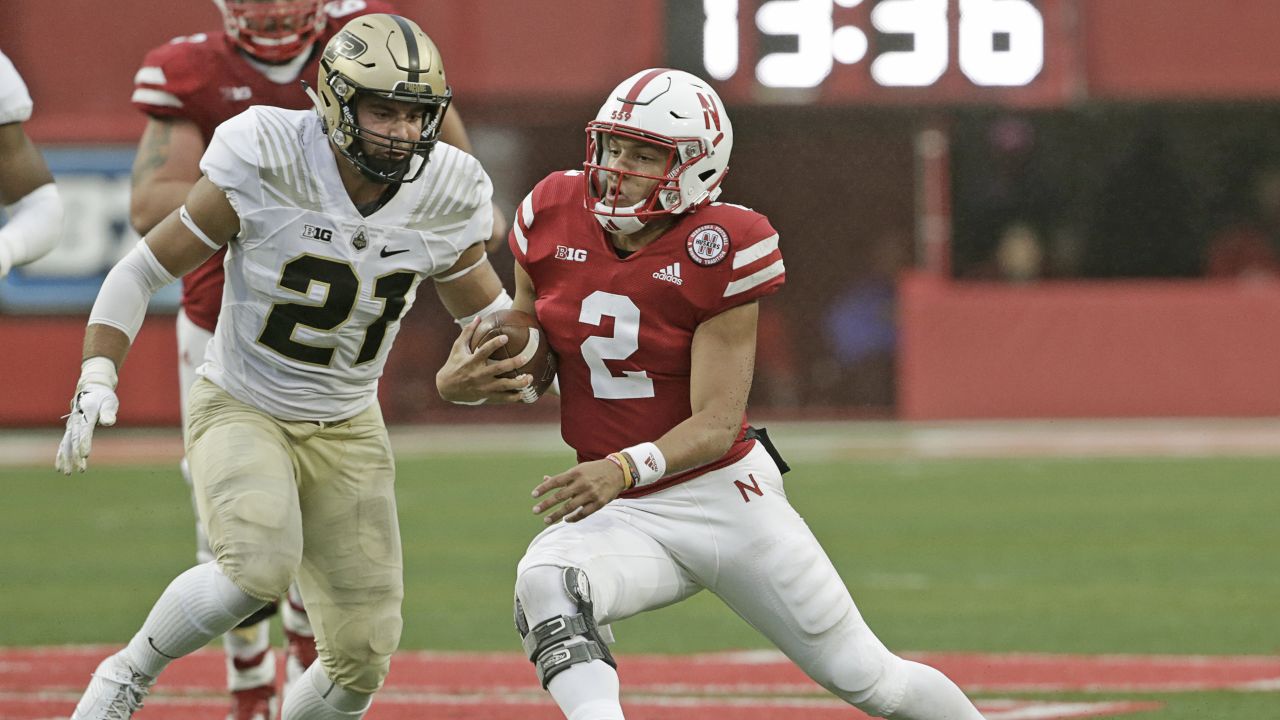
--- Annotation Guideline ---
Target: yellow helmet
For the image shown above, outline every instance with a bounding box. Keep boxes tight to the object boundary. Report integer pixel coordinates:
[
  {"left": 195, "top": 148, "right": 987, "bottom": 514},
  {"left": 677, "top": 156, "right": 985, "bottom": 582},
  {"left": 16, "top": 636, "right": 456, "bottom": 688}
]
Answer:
[{"left": 311, "top": 14, "right": 451, "bottom": 183}]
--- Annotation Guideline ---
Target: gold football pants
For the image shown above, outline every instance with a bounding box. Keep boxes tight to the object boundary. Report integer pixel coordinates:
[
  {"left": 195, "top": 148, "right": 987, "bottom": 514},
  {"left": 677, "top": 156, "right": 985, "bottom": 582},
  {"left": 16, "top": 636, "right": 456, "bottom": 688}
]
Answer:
[{"left": 186, "top": 377, "right": 403, "bottom": 693}]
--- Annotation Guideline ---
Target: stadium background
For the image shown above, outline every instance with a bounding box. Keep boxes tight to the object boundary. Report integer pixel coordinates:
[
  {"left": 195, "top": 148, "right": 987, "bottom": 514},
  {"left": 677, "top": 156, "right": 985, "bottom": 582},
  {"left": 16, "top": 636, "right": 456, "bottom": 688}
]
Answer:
[
  {"left": 2, "top": 2, "right": 1279, "bottom": 719},
  {"left": 6, "top": 0, "right": 1280, "bottom": 426}
]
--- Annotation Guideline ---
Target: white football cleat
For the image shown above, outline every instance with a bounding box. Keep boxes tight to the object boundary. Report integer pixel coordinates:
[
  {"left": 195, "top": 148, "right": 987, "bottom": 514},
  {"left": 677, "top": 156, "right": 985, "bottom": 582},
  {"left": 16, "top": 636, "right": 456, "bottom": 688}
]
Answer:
[{"left": 70, "top": 652, "right": 152, "bottom": 720}]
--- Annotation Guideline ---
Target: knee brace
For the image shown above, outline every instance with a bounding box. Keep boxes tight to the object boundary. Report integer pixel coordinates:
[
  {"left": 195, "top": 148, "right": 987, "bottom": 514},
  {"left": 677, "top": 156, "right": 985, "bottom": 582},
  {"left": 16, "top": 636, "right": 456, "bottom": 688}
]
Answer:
[{"left": 514, "top": 567, "right": 616, "bottom": 688}]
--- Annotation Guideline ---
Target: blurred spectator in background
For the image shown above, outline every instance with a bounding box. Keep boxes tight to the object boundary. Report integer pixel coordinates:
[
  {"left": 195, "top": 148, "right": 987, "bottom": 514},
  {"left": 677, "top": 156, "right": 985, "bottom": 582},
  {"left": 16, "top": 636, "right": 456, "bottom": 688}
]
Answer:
[
  {"left": 1085, "top": 128, "right": 1200, "bottom": 277},
  {"left": 1204, "top": 164, "right": 1280, "bottom": 279},
  {"left": 994, "top": 221, "right": 1045, "bottom": 283},
  {"left": 0, "top": 49, "right": 64, "bottom": 279},
  {"left": 1045, "top": 222, "right": 1086, "bottom": 278},
  {"left": 952, "top": 115, "right": 1052, "bottom": 279},
  {"left": 965, "top": 220, "right": 1045, "bottom": 283},
  {"left": 819, "top": 231, "right": 909, "bottom": 408}
]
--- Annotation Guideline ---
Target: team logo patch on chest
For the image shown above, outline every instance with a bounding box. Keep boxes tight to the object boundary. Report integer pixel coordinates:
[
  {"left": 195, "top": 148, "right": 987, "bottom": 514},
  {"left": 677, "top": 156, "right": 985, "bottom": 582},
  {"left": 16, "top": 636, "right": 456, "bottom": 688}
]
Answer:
[
  {"left": 687, "top": 224, "right": 730, "bottom": 266},
  {"left": 352, "top": 226, "right": 369, "bottom": 251}
]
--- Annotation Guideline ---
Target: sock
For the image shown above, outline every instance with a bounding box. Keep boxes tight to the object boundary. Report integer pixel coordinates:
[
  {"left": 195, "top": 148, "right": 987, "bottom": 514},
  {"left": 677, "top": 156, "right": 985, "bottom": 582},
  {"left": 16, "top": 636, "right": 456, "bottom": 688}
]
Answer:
[
  {"left": 282, "top": 583, "right": 317, "bottom": 696},
  {"left": 281, "top": 662, "right": 372, "bottom": 720},
  {"left": 225, "top": 618, "right": 275, "bottom": 691},
  {"left": 887, "top": 660, "right": 986, "bottom": 720},
  {"left": 122, "top": 562, "right": 268, "bottom": 679},
  {"left": 548, "top": 659, "right": 624, "bottom": 720}
]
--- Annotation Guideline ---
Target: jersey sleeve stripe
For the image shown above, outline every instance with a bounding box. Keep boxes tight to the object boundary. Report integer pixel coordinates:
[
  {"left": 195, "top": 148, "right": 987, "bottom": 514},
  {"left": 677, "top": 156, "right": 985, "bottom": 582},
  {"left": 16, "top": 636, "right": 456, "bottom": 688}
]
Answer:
[
  {"left": 512, "top": 211, "right": 530, "bottom": 254},
  {"left": 131, "top": 88, "right": 183, "bottom": 108},
  {"left": 731, "top": 233, "right": 779, "bottom": 269},
  {"left": 723, "top": 258, "right": 785, "bottom": 297},
  {"left": 520, "top": 191, "right": 535, "bottom": 228},
  {"left": 133, "top": 67, "right": 167, "bottom": 86}
]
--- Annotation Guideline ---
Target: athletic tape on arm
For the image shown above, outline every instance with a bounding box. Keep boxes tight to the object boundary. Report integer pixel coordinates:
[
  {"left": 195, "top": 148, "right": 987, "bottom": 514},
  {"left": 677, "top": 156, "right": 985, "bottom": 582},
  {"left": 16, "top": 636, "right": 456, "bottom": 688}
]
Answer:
[
  {"left": 453, "top": 290, "right": 513, "bottom": 328},
  {"left": 433, "top": 253, "right": 488, "bottom": 283},
  {"left": 87, "top": 239, "right": 177, "bottom": 342},
  {"left": 179, "top": 205, "right": 222, "bottom": 250}
]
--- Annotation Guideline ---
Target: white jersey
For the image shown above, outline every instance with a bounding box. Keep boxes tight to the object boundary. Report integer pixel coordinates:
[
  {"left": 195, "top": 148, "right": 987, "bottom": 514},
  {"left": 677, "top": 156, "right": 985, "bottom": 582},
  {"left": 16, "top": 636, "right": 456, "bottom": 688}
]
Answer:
[
  {"left": 198, "top": 106, "right": 493, "bottom": 421},
  {"left": 0, "top": 50, "right": 33, "bottom": 125}
]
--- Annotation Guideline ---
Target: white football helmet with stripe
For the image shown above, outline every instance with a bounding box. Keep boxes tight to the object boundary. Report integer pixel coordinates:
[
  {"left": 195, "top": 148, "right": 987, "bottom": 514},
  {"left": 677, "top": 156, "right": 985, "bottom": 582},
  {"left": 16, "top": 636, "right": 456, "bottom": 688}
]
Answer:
[
  {"left": 585, "top": 68, "right": 733, "bottom": 233},
  {"left": 213, "top": 0, "right": 326, "bottom": 63}
]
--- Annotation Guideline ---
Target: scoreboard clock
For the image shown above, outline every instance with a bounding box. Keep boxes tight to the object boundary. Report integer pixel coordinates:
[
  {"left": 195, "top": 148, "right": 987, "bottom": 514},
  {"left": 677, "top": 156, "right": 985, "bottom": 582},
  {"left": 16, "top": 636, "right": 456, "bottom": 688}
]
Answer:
[{"left": 667, "top": 0, "right": 1075, "bottom": 106}]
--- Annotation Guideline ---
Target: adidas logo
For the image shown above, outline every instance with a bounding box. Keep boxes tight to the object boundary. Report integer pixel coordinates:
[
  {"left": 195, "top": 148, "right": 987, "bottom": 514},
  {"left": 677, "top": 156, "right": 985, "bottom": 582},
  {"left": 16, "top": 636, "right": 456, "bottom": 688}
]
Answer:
[{"left": 652, "top": 262, "right": 684, "bottom": 285}]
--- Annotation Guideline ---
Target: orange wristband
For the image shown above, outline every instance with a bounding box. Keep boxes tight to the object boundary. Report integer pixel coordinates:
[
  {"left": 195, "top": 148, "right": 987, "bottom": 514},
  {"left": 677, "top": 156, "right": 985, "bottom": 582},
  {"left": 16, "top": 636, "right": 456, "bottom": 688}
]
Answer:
[{"left": 606, "top": 452, "right": 638, "bottom": 491}]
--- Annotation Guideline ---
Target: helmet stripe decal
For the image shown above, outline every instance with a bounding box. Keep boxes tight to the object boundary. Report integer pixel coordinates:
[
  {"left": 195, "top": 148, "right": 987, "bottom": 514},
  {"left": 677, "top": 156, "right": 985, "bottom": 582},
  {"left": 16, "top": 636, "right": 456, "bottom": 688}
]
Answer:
[
  {"left": 389, "top": 14, "right": 421, "bottom": 82},
  {"left": 619, "top": 68, "right": 672, "bottom": 113}
]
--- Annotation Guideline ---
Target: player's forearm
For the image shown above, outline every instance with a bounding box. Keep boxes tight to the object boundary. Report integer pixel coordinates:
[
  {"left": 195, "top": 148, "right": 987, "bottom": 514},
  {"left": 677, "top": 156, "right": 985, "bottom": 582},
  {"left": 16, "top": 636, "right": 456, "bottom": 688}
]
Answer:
[
  {"left": 82, "top": 323, "right": 132, "bottom": 370},
  {"left": 129, "top": 180, "right": 193, "bottom": 235},
  {"left": 649, "top": 407, "right": 742, "bottom": 477}
]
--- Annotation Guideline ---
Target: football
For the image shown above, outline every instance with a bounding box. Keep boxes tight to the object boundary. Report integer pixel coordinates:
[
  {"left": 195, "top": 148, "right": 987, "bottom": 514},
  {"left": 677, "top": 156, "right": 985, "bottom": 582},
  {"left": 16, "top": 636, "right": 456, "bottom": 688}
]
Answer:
[{"left": 468, "top": 309, "right": 557, "bottom": 400}]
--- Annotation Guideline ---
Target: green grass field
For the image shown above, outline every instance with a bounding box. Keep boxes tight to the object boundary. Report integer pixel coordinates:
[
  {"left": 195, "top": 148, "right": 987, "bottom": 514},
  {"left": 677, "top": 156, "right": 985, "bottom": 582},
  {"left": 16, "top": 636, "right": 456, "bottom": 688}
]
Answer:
[{"left": 3, "top": 440, "right": 1278, "bottom": 718}]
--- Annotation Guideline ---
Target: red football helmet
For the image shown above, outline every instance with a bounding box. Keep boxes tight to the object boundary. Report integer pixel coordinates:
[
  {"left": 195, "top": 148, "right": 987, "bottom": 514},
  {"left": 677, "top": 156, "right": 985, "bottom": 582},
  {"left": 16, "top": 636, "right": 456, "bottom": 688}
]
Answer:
[{"left": 214, "top": 0, "right": 327, "bottom": 63}]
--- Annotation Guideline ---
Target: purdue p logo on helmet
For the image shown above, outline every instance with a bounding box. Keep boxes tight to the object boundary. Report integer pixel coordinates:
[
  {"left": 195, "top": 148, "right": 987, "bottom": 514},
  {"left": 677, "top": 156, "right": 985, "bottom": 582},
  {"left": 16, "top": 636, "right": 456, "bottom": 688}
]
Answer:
[{"left": 311, "top": 14, "right": 451, "bottom": 184}]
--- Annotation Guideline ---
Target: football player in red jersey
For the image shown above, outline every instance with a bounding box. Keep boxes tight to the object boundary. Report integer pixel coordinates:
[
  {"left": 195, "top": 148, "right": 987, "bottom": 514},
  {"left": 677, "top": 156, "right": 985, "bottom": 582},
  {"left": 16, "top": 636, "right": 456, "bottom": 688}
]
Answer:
[
  {"left": 440, "top": 68, "right": 990, "bottom": 720},
  {"left": 128, "top": 3, "right": 504, "bottom": 718}
]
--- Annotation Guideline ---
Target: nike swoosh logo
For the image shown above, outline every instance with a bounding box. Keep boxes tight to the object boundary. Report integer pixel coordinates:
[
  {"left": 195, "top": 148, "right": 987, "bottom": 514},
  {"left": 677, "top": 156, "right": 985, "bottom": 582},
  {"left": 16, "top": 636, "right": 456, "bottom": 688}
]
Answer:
[
  {"left": 380, "top": 247, "right": 410, "bottom": 258},
  {"left": 147, "top": 636, "right": 179, "bottom": 660}
]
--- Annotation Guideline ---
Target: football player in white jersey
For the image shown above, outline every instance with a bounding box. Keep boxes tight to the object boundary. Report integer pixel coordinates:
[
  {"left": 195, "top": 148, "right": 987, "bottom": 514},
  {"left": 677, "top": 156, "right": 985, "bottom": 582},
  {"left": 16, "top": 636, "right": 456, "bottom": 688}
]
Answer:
[
  {"left": 0, "top": 49, "right": 64, "bottom": 277},
  {"left": 56, "top": 15, "right": 528, "bottom": 720}
]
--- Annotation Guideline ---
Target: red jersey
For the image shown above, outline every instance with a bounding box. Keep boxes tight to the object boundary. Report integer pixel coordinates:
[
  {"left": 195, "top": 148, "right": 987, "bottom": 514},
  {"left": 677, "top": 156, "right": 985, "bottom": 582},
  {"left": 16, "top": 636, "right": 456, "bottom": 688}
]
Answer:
[
  {"left": 510, "top": 171, "right": 786, "bottom": 497},
  {"left": 130, "top": 0, "right": 395, "bottom": 331}
]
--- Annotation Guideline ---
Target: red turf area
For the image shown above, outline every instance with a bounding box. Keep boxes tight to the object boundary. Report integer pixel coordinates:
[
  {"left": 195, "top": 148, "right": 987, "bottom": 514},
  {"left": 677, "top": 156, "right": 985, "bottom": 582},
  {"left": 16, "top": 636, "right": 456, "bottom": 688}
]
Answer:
[{"left": 7, "top": 646, "right": 1278, "bottom": 719}]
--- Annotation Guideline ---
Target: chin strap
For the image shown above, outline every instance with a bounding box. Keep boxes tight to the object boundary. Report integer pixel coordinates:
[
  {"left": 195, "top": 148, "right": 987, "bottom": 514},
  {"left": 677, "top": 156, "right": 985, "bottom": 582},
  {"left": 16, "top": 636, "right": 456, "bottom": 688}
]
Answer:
[{"left": 590, "top": 202, "right": 648, "bottom": 235}]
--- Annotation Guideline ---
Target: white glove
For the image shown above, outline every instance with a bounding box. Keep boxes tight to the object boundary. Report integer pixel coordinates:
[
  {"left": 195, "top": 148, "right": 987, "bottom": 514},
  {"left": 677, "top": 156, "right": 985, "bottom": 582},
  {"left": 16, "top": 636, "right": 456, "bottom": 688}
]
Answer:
[{"left": 55, "top": 357, "right": 120, "bottom": 475}]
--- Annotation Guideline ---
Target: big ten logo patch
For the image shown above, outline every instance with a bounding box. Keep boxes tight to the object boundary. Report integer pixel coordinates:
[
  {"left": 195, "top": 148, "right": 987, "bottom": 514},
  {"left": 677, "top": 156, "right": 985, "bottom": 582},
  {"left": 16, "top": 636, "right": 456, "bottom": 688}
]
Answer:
[
  {"left": 302, "top": 224, "right": 333, "bottom": 242},
  {"left": 555, "top": 245, "right": 588, "bottom": 262}
]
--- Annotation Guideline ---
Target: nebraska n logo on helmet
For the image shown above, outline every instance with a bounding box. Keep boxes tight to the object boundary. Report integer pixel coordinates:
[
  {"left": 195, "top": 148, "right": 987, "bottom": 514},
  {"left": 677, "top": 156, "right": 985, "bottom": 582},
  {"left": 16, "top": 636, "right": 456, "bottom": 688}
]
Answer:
[
  {"left": 584, "top": 68, "right": 734, "bottom": 235},
  {"left": 307, "top": 14, "right": 452, "bottom": 184}
]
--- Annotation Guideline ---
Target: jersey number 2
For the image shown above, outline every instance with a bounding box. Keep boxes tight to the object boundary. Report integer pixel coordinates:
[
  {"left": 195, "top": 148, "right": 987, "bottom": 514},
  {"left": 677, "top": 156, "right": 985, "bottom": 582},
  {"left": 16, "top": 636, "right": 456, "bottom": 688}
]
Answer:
[
  {"left": 258, "top": 254, "right": 414, "bottom": 367},
  {"left": 580, "top": 291, "right": 654, "bottom": 399}
]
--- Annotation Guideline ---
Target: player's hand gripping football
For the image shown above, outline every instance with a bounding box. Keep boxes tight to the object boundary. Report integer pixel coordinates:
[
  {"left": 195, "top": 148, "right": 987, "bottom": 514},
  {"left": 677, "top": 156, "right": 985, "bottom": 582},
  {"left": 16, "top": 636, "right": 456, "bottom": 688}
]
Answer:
[
  {"left": 436, "top": 316, "right": 533, "bottom": 404},
  {"left": 532, "top": 458, "right": 628, "bottom": 525},
  {"left": 55, "top": 358, "right": 120, "bottom": 475}
]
